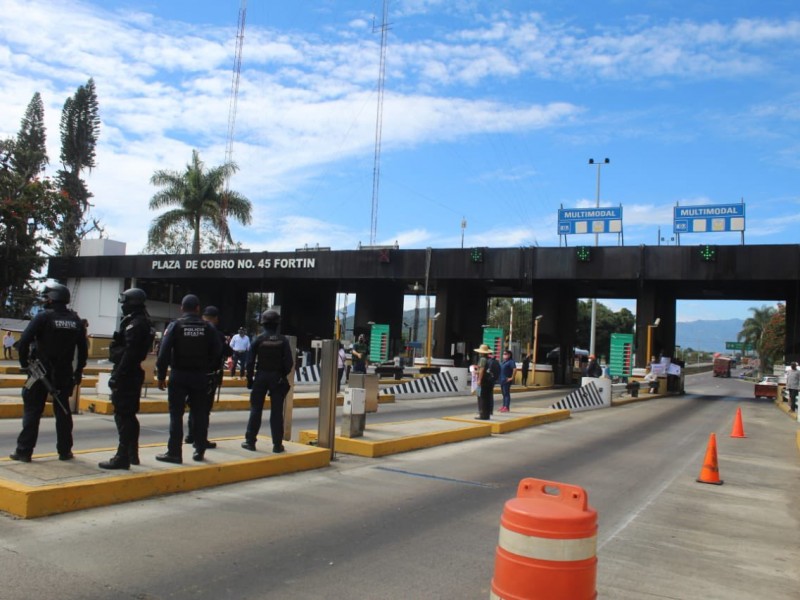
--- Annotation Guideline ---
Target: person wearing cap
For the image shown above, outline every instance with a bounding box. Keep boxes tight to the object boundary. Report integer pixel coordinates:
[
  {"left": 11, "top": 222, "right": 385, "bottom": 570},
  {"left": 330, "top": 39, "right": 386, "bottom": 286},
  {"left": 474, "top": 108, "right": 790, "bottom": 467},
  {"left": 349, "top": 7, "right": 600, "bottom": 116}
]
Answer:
[
  {"left": 229, "top": 326, "right": 251, "bottom": 379},
  {"left": 184, "top": 306, "right": 232, "bottom": 448},
  {"left": 473, "top": 344, "right": 494, "bottom": 420},
  {"left": 10, "top": 283, "right": 87, "bottom": 463},
  {"left": 98, "top": 288, "right": 155, "bottom": 470},
  {"left": 786, "top": 361, "right": 799, "bottom": 412},
  {"left": 155, "top": 294, "right": 222, "bottom": 463},
  {"left": 242, "top": 309, "right": 294, "bottom": 453}
]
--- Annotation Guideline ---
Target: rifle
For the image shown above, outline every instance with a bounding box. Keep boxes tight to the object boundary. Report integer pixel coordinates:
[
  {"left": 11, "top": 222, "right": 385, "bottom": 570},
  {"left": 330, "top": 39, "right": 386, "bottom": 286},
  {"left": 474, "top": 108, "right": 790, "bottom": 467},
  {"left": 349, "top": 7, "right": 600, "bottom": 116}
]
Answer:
[{"left": 24, "top": 358, "right": 71, "bottom": 416}]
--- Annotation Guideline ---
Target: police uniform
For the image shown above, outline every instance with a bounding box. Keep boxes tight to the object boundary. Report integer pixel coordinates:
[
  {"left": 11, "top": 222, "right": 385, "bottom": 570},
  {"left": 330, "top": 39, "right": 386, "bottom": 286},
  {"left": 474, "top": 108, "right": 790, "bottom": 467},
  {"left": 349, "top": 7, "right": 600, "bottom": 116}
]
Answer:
[
  {"left": 100, "top": 289, "right": 155, "bottom": 470},
  {"left": 156, "top": 296, "right": 222, "bottom": 463},
  {"left": 242, "top": 310, "right": 293, "bottom": 453},
  {"left": 11, "top": 284, "right": 87, "bottom": 461},
  {"left": 186, "top": 306, "right": 231, "bottom": 448}
]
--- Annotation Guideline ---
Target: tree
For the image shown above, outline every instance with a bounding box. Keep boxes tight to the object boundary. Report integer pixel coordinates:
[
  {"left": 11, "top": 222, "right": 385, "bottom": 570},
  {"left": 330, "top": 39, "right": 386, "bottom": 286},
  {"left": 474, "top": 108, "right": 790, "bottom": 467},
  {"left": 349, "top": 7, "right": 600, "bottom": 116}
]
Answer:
[
  {"left": 0, "top": 94, "right": 66, "bottom": 316},
  {"left": 760, "top": 303, "right": 785, "bottom": 370},
  {"left": 56, "top": 78, "right": 102, "bottom": 257},
  {"left": 738, "top": 304, "right": 778, "bottom": 375},
  {"left": 148, "top": 149, "right": 252, "bottom": 255},
  {"left": 576, "top": 300, "right": 635, "bottom": 360}
]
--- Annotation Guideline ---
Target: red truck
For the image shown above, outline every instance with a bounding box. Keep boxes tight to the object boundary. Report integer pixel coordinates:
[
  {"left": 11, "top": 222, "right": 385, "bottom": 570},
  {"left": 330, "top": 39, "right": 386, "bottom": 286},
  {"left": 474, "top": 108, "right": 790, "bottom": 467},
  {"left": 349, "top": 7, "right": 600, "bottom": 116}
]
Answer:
[{"left": 713, "top": 356, "right": 733, "bottom": 378}]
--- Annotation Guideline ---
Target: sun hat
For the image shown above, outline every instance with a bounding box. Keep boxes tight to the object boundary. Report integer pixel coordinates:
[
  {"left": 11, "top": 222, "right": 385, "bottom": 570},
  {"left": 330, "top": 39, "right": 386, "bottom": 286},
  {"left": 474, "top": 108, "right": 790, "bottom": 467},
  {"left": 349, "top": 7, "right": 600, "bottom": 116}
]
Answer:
[{"left": 474, "top": 344, "right": 491, "bottom": 354}]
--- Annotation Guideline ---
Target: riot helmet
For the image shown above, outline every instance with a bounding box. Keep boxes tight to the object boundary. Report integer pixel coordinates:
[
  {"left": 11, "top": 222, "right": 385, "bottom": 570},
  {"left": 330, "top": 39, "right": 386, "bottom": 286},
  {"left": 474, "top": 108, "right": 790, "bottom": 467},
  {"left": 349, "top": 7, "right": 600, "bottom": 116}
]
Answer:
[
  {"left": 119, "top": 288, "right": 146, "bottom": 315},
  {"left": 260, "top": 309, "right": 281, "bottom": 326},
  {"left": 42, "top": 282, "right": 70, "bottom": 305}
]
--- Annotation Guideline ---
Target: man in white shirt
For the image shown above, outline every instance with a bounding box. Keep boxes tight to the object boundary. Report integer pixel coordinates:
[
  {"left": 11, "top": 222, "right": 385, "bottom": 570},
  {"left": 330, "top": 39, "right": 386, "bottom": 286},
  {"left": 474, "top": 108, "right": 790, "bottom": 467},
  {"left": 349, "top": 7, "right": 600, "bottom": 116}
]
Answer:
[
  {"left": 229, "top": 328, "right": 251, "bottom": 379},
  {"left": 786, "top": 362, "right": 799, "bottom": 412}
]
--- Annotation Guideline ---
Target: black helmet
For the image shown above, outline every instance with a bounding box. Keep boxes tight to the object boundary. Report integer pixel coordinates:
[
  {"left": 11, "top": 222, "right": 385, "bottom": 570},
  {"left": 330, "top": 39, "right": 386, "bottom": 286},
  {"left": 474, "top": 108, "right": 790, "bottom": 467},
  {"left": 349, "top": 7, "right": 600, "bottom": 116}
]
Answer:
[
  {"left": 119, "top": 288, "right": 146, "bottom": 315},
  {"left": 260, "top": 309, "right": 281, "bottom": 325},
  {"left": 119, "top": 288, "right": 146, "bottom": 307},
  {"left": 42, "top": 283, "right": 70, "bottom": 304}
]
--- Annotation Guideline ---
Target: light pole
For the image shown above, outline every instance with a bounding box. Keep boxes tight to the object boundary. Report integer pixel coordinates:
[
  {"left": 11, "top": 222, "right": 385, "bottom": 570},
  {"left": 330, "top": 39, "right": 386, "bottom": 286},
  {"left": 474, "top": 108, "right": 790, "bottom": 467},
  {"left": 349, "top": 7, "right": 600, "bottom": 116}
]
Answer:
[
  {"left": 588, "top": 158, "right": 610, "bottom": 357},
  {"left": 426, "top": 312, "right": 440, "bottom": 368},
  {"left": 532, "top": 314, "right": 543, "bottom": 386},
  {"left": 646, "top": 317, "right": 660, "bottom": 369}
]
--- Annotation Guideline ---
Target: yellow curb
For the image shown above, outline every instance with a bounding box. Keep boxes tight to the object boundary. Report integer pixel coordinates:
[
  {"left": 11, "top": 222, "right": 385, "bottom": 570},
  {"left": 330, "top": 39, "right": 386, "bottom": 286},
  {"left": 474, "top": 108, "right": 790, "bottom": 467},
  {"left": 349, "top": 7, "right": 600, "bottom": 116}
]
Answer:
[
  {"left": 0, "top": 403, "right": 55, "bottom": 419},
  {"left": 442, "top": 407, "right": 570, "bottom": 434},
  {"left": 298, "top": 418, "right": 492, "bottom": 458},
  {"left": 0, "top": 376, "right": 98, "bottom": 389},
  {"left": 0, "top": 442, "right": 330, "bottom": 519},
  {"left": 612, "top": 393, "right": 669, "bottom": 406}
]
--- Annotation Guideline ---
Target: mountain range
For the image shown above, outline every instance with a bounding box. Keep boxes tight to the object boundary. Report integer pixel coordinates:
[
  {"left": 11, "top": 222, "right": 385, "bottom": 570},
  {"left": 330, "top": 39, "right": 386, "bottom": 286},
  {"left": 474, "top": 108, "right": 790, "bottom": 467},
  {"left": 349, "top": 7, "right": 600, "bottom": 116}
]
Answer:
[{"left": 676, "top": 318, "right": 744, "bottom": 354}]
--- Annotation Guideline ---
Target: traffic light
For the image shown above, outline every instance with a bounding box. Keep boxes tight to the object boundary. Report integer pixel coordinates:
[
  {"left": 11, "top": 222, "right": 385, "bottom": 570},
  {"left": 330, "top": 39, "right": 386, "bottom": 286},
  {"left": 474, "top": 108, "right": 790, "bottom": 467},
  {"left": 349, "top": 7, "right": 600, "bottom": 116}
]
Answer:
[
  {"left": 576, "top": 246, "right": 591, "bottom": 262},
  {"left": 699, "top": 244, "right": 717, "bottom": 262},
  {"left": 470, "top": 247, "right": 484, "bottom": 263}
]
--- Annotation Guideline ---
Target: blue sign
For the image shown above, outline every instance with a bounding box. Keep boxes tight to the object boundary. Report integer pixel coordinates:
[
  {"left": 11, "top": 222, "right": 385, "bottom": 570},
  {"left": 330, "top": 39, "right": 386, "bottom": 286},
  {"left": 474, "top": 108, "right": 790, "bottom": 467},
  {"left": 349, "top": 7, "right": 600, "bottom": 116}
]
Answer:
[
  {"left": 558, "top": 207, "right": 623, "bottom": 235},
  {"left": 673, "top": 203, "right": 745, "bottom": 234}
]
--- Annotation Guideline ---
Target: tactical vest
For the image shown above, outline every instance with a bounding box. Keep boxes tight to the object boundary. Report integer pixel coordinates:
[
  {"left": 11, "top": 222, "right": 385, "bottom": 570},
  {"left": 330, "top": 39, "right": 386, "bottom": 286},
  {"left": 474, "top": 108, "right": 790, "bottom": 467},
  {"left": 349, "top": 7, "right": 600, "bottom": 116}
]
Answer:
[
  {"left": 172, "top": 319, "right": 210, "bottom": 370},
  {"left": 41, "top": 309, "right": 82, "bottom": 368},
  {"left": 256, "top": 335, "right": 285, "bottom": 373}
]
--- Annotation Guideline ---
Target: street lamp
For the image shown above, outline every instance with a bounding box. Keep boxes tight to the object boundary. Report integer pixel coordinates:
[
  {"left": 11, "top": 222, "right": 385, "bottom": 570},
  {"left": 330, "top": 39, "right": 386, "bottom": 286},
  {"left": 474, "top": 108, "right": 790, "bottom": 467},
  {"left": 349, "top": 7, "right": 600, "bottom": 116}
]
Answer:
[
  {"left": 646, "top": 317, "right": 660, "bottom": 369},
  {"left": 532, "top": 314, "right": 543, "bottom": 386},
  {"left": 426, "top": 312, "right": 441, "bottom": 368},
  {"left": 588, "top": 158, "right": 610, "bottom": 358}
]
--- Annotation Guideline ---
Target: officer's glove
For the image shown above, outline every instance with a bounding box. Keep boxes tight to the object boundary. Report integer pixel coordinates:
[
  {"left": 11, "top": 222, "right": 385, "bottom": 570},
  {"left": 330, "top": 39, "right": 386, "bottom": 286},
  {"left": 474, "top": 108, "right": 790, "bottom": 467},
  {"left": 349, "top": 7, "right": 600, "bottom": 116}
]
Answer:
[
  {"left": 246, "top": 376, "right": 253, "bottom": 390},
  {"left": 74, "top": 371, "right": 83, "bottom": 387},
  {"left": 108, "top": 376, "right": 117, "bottom": 391},
  {"left": 157, "top": 379, "right": 167, "bottom": 391}
]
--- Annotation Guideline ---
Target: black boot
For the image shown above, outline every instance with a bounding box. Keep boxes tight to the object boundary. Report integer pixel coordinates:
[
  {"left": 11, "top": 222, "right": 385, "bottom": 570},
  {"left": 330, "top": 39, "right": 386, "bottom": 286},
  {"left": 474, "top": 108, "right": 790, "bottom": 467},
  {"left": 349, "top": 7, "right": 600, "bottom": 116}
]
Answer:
[{"left": 98, "top": 455, "right": 130, "bottom": 470}]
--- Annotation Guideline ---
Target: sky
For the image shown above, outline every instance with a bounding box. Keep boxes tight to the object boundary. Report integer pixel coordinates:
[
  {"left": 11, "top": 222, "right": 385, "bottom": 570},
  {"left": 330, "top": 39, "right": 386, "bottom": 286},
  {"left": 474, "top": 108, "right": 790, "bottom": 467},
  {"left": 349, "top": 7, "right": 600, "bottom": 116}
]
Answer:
[{"left": 1, "top": 0, "right": 798, "bottom": 322}]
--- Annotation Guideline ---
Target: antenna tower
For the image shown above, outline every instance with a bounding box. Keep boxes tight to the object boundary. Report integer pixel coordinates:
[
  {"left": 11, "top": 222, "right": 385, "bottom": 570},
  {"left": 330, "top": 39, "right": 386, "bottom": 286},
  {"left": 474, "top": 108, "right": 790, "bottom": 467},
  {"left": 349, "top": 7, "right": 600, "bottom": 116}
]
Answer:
[
  {"left": 369, "top": 0, "right": 390, "bottom": 245},
  {"left": 220, "top": 0, "right": 247, "bottom": 251}
]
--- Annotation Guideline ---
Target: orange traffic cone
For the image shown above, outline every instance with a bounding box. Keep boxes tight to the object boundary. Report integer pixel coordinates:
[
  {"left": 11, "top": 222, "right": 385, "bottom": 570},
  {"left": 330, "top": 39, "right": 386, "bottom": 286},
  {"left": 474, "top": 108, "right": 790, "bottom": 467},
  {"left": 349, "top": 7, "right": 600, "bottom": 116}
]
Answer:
[
  {"left": 697, "top": 433, "right": 724, "bottom": 485},
  {"left": 730, "top": 407, "right": 746, "bottom": 438}
]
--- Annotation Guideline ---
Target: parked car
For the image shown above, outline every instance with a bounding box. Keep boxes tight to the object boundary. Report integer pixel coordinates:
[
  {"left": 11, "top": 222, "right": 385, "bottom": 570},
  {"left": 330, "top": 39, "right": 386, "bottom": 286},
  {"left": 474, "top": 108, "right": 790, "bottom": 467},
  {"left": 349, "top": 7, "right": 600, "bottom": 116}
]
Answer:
[{"left": 754, "top": 376, "right": 778, "bottom": 400}]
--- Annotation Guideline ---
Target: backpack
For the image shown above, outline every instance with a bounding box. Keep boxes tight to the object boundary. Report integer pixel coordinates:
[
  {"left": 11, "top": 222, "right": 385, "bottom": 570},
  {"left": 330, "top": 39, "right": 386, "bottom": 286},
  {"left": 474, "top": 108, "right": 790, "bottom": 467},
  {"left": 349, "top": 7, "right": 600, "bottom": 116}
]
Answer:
[{"left": 484, "top": 357, "right": 501, "bottom": 385}]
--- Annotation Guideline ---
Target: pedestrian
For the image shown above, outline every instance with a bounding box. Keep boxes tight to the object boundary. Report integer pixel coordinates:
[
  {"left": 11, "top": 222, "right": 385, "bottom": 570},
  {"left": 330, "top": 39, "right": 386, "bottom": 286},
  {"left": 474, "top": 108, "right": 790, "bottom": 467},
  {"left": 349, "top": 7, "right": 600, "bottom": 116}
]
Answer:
[
  {"left": 337, "top": 342, "right": 346, "bottom": 394},
  {"left": 10, "top": 283, "right": 87, "bottom": 462},
  {"left": 155, "top": 294, "right": 222, "bottom": 463},
  {"left": 586, "top": 354, "right": 602, "bottom": 378},
  {"left": 3, "top": 331, "right": 15, "bottom": 359},
  {"left": 473, "top": 344, "right": 494, "bottom": 420},
  {"left": 351, "top": 334, "right": 368, "bottom": 374},
  {"left": 229, "top": 327, "right": 250, "bottom": 379},
  {"left": 99, "top": 288, "right": 155, "bottom": 470},
  {"left": 786, "top": 362, "right": 799, "bottom": 412},
  {"left": 242, "top": 309, "right": 294, "bottom": 453},
  {"left": 185, "top": 305, "right": 232, "bottom": 449},
  {"left": 499, "top": 350, "right": 516, "bottom": 412},
  {"left": 520, "top": 353, "right": 531, "bottom": 386}
]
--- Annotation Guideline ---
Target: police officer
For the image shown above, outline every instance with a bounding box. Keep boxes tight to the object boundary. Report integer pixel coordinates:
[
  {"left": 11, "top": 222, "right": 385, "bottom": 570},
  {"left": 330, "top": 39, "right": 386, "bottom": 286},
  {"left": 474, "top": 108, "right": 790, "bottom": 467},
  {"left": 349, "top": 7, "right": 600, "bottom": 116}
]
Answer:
[
  {"left": 99, "top": 288, "right": 155, "bottom": 470},
  {"left": 10, "top": 283, "right": 87, "bottom": 462},
  {"left": 185, "top": 305, "right": 231, "bottom": 449},
  {"left": 242, "top": 309, "right": 293, "bottom": 453},
  {"left": 155, "top": 294, "right": 222, "bottom": 463}
]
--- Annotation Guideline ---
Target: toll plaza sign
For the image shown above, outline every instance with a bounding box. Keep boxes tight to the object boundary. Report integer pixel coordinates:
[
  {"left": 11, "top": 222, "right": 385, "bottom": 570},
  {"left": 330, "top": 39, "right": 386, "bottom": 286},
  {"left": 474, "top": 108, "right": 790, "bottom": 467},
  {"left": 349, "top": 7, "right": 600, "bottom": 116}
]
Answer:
[
  {"left": 673, "top": 203, "right": 745, "bottom": 234},
  {"left": 558, "top": 207, "right": 622, "bottom": 235},
  {"left": 150, "top": 256, "right": 317, "bottom": 271}
]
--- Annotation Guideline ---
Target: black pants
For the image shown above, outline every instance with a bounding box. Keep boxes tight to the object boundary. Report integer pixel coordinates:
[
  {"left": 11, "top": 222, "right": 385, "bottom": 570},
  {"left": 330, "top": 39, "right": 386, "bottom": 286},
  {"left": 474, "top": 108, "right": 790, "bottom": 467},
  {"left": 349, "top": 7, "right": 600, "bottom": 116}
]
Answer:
[
  {"left": 166, "top": 370, "right": 211, "bottom": 456},
  {"left": 790, "top": 388, "right": 798, "bottom": 411},
  {"left": 477, "top": 382, "right": 494, "bottom": 419},
  {"left": 16, "top": 379, "right": 73, "bottom": 456},
  {"left": 245, "top": 371, "right": 287, "bottom": 447},
  {"left": 187, "top": 381, "right": 218, "bottom": 441},
  {"left": 231, "top": 351, "right": 246, "bottom": 377},
  {"left": 111, "top": 369, "right": 143, "bottom": 460}
]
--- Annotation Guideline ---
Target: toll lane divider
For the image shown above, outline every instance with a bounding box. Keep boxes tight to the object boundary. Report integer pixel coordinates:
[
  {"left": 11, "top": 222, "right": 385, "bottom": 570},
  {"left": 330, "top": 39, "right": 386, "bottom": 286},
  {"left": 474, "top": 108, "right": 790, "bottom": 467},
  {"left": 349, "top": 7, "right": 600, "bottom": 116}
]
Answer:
[
  {"left": 550, "top": 381, "right": 609, "bottom": 413},
  {"left": 381, "top": 370, "right": 464, "bottom": 399},
  {"left": 0, "top": 441, "right": 330, "bottom": 519}
]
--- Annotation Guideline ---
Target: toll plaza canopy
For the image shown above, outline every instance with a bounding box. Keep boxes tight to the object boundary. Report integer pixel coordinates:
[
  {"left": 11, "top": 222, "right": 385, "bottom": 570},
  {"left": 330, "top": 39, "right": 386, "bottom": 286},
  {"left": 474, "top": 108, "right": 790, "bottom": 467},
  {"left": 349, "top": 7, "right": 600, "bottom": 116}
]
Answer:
[{"left": 48, "top": 243, "right": 800, "bottom": 383}]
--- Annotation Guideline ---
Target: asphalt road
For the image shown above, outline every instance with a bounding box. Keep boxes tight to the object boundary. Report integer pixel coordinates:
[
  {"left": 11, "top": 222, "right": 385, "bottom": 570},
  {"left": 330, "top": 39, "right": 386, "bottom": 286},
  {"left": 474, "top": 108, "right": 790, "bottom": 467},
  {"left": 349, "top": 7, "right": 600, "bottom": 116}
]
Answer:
[{"left": 1, "top": 373, "right": 797, "bottom": 599}]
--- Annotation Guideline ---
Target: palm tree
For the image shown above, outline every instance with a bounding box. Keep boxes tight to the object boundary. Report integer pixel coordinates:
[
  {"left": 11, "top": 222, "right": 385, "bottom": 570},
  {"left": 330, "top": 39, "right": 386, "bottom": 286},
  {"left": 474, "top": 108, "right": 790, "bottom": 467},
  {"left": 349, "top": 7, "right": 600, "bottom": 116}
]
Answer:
[
  {"left": 148, "top": 149, "right": 252, "bottom": 254},
  {"left": 738, "top": 305, "right": 776, "bottom": 376}
]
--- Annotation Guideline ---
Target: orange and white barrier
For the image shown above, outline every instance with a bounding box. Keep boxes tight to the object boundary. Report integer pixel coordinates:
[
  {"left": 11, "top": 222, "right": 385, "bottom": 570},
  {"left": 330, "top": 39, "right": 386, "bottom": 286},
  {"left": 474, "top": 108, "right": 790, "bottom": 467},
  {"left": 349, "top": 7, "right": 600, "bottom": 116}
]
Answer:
[{"left": 491, "top": 478, "right": 597, "bottom": 600}]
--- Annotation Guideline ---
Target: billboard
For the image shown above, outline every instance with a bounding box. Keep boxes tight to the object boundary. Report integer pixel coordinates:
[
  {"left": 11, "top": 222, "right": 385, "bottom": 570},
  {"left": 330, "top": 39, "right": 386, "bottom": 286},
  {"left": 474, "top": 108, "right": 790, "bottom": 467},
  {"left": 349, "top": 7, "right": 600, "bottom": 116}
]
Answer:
[
  {"left": 673, "top": 203, "right": 745, "bottom": 234},
  {"left": 558, "top": 207, "right": 623, "bottom": 235}
]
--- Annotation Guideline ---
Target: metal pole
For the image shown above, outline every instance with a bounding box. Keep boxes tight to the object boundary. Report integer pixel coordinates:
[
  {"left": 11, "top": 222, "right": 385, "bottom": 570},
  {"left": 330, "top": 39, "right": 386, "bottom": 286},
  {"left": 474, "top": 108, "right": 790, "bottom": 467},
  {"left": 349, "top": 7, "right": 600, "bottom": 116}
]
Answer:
[
  {"left": 588, "top": 158, "right": 609, "bottom": 358},
  {"left": 532, "top": 316, "right": 541, "bottom": 386},
  {"left": 317, "top": 339, "right": 338, "bottom": 459},
  {"left": 283, "top": 335, "right": 297, "bottom": 441}
]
